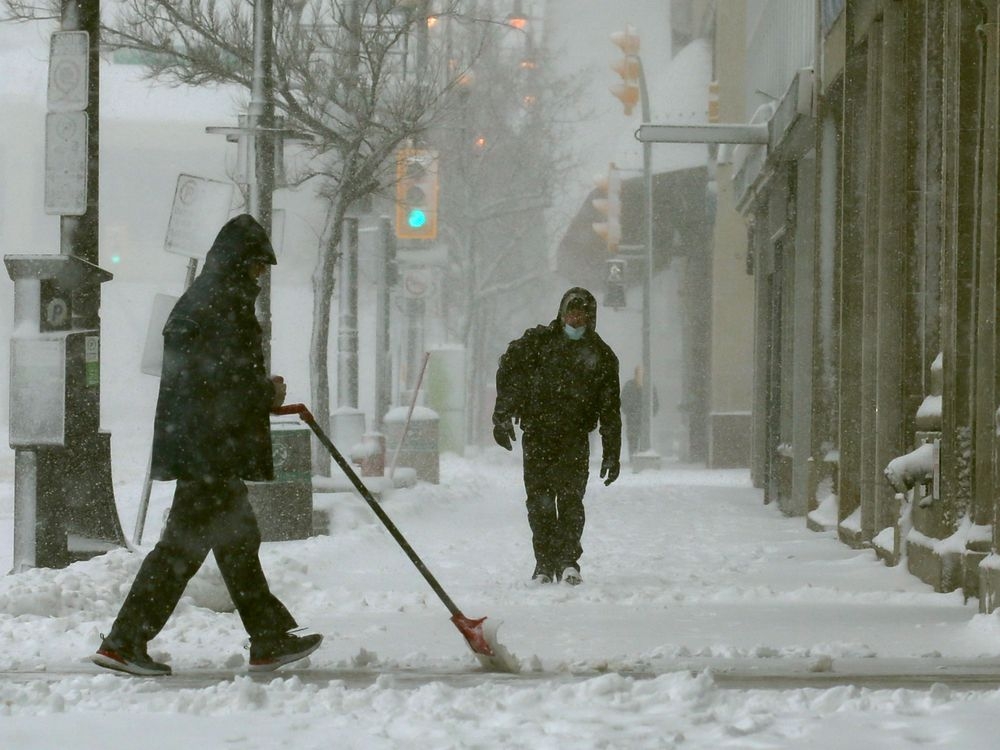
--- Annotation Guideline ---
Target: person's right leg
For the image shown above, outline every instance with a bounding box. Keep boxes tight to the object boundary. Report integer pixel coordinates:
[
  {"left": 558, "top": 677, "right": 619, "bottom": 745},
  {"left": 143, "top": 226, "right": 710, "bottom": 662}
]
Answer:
[
  {"left": 550, "top": 435, "right": 591, "bottom": 583},
  {"left": 209, "top": 479, "right": 320, "bottom": 670},
  {"left": 210, "top": 479, "right": 297, "bottom": 639}
]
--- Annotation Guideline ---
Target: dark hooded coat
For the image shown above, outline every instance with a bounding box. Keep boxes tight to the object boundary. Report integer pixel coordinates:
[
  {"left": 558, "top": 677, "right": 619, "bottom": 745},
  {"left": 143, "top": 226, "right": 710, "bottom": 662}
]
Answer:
[
  {"left": 150, "top": 214, "right": 278, "bottom": 482},
  {"left": 494, "top": 287, "right": 621, "bottom": 461}
]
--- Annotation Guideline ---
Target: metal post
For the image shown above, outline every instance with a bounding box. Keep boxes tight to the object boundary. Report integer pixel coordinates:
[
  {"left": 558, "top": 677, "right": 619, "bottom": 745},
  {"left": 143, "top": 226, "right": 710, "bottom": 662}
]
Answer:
[
  {"left": 637, "top": 58, "right": 659, "bottom": 466},
  {"left": 389, "top": 352, "right": 431, "bottom": 480},
  {"left": 376, "top": 217, "right": 395, "bottom": 428},
  {"left": 406, "top": 297, "right": 426, "bottom": 393},
  {"left": 250, "top": 0, "right": 275, "bottom": 370},
  {"left": 337, "top": 217, "right": 360, "bottom": 407},
  {"left": 11, "top": 451, "right": 37, "bottom": 572},
  {"left": 416, "top": 0, "right": 430, "bottom": 74}
]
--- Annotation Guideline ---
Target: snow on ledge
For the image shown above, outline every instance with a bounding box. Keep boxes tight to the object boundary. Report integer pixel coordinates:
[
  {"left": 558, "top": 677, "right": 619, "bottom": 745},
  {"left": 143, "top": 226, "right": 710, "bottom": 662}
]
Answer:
[
  {"left": 807, "top": 491, "right": 838, "bottom": 530},
  {"left": 839, "top": 507, "right": 861, "bottom": 533},
  {"left": 981, "top": 553, "right": 1000, "bottom": 571},
  {"left": 907, "top": 517, "right": 991, "bottom": 556}
]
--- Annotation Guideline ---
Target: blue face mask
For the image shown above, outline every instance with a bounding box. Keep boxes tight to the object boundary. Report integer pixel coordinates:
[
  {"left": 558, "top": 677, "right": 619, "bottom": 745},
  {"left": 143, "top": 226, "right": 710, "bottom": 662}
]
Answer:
[{"left": 564, "top": 323, "right": 586, "bottom": 340}]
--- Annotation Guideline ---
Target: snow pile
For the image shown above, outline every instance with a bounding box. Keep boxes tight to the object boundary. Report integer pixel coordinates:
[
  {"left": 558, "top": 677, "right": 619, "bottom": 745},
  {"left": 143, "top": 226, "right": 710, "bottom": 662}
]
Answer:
[
  {"left": 3, "top": 669, "right": 1000, "bottom": 749},
  {"left": 2, "top": 452, "right": 1000, "bottom": 747}
]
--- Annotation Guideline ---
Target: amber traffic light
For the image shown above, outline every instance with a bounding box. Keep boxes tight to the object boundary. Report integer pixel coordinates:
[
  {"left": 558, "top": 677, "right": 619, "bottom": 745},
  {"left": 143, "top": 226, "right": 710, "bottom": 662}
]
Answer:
[
  {"left": 592, "top": 163, "right": 622, "bottom": 252},
  {"left": 610, "top": 26, "right": 640, "bottom": 116}
]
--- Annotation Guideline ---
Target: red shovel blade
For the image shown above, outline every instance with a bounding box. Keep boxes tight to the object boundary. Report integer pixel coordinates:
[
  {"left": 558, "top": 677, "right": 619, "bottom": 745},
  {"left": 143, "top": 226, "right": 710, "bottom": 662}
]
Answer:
[
  {"left": 451, "top": 614, "right": 494, "bottom": 656},
  {"left": 451, "top": 614, "right": 521, "bottom": 673}
]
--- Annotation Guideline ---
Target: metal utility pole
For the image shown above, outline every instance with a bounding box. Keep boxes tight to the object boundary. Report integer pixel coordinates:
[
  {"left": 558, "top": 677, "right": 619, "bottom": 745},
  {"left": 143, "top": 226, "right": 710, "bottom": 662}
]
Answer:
[
  {"left": 610, "top": 25, "right": 659, "bottom": 470},
  {"left": 376, "top": 217, "right": 396, "bottom": 427},
  {"left": 338, "top": 218, "right": 360, "bottom": 407},
  {"left": 250, "top": 0, "right": 276, "bottom": 369}
]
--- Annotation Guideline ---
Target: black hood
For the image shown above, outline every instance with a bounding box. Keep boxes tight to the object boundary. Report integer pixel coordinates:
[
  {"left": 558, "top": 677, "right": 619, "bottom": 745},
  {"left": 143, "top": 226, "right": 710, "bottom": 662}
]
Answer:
[
  {"left": 555, "top": 286, "right": 598, "bottom": 331},
  {"left": 203, "top": 214, "right": 277, "bottom": 275}
]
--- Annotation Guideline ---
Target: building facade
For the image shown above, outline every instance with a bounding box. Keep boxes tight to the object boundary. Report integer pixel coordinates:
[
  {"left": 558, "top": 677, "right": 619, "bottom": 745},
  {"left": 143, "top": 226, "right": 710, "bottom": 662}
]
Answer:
[{"left": 722, "top": 0, "right": 1000, "bottom": 608}]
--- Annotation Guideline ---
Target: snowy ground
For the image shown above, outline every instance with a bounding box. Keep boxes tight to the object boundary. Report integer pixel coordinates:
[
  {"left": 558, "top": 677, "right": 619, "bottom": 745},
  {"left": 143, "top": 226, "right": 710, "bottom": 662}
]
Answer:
[
  {"left": 3, "top": 444, "right": 1000, "bottom": 748},
  {"left": 3, "top": 282, "right": 1000, "bottom": 747}
]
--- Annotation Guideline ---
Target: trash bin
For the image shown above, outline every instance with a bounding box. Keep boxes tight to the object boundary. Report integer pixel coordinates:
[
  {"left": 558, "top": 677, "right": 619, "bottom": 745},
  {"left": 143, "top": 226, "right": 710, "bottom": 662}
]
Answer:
[
  {"left": 425, "top": 347, "right": 466, "bottom": 454},
  {"left": 384, "top": 406, "right": 439, "bottom": 484},
  {"left": 330, "top": 407, "right": 366, "bottom": 451},
  {"left": 246, "top": 420, "right": 313, "bottom": 541},
  {"left": 351, "top": 432, "right": 386, "bottom": 477}
]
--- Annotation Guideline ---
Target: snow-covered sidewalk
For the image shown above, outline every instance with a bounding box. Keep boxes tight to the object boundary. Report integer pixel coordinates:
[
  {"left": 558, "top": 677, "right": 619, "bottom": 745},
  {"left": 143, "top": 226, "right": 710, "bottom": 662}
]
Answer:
[{"left": 2, "top": 450, "right": 1000, "bottom": 748}]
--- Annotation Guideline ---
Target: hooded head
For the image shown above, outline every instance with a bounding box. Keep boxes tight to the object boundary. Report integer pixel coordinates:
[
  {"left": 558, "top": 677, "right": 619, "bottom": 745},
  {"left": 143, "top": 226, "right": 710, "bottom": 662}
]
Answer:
[
  {"left": 203, "top": 214, "right": 277, "bottom": 276},
  {"left": 556, "top": 287, "right": 598, "bottom": 333}
]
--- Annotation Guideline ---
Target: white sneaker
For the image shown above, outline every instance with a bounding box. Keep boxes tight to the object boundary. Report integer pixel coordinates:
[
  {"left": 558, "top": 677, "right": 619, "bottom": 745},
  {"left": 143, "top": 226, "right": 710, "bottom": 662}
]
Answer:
[{"left": 562, "top": 567, "right": 582, "bottom": 586}]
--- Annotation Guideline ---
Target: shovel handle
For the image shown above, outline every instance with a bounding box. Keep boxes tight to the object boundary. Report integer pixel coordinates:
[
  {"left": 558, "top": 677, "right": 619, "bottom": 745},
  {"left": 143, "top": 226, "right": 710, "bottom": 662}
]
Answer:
[{"left": 271, "top": 403, "right": 463, "bottom": 619}]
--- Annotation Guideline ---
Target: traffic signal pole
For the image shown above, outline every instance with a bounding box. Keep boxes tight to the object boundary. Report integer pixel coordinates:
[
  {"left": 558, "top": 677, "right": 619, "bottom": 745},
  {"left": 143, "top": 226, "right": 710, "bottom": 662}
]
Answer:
[
  {"left": 610, "top": 26, "right": 659, "bottom": 469},
  {"left": 637, "top": 57, "right": 659, "bottom": 466}
]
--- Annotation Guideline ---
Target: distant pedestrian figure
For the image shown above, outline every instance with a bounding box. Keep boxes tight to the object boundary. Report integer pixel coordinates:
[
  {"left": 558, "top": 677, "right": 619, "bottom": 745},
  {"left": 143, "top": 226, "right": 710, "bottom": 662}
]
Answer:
[
  {"left": 620, "top": 365, "right": 658, "bottom": 462},
  {"left": 493, "top": 287, "right": 622, "bottom": 586},
  {"left": 91, "top": 214, "right": 322, "bottom": 676}
]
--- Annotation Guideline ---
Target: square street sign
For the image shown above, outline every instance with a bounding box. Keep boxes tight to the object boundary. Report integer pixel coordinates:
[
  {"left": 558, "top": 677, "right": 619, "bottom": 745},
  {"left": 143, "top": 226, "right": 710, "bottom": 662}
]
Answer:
[
  {"left": 44, "top": 111, "right": 88, "bottom": 216},
  {"left": 164, "top": 174, "right": 235, "bottom": 260}
]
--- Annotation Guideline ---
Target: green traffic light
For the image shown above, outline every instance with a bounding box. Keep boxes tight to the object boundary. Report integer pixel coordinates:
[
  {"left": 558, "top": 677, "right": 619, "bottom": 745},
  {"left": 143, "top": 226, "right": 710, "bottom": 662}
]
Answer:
[{"left": 407, "top": 208, "right": 427, "bottom": 228}]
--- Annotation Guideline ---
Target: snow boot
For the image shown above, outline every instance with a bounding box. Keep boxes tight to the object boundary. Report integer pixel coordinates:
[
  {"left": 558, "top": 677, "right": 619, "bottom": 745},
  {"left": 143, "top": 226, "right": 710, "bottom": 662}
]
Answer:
[
  {"left": 91, "top": 636, "right": 172, "bottom": 676},
  {"left": 249, "top": 632, "right": 323, "bottom": 672},
  {"left": 561, "top": 566, "right": 582, "bottom": 586},
  {"left": 531, "top": 564, "right": 554, "bottom": 584}
]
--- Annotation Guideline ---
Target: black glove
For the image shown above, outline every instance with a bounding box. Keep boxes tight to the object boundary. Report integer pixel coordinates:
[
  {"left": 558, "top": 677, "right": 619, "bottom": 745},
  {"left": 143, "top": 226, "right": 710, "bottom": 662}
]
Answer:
[
  {"left": 600, "top": 457, "right": 620, "bottom": 486},
  {"left": 493, "top": 418, "right": 516, "bottom": 451}
]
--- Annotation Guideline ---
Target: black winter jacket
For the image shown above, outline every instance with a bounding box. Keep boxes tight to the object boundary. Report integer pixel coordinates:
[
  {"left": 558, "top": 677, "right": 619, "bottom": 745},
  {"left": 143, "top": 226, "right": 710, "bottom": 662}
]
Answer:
[
  {"left": 493, "top": 288, "right": 621, "bottom": 461},
  {"left": 150, "top": 215, "right": 277, "bottom": 482}
]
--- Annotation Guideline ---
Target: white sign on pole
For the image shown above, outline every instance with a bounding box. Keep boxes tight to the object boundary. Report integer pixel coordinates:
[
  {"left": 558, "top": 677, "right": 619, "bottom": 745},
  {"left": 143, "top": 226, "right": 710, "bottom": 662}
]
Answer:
[
  {"left": 140, "top": 293, "right": 179, "bottom": 377},
  {"left": 164, "top": 174, "right": 234, "bottom": 260},
  {"left": 47, "top": 31, "right": 89, "bottom": 113},
  {"left": 402, "top": 268, "right": 433, "bottom": 299},
  {"left": 271, "top": 208, "right": 285, "bottom": 256},
  {"left": 44, "top": 111, "right": 88, "bottom": 216}
]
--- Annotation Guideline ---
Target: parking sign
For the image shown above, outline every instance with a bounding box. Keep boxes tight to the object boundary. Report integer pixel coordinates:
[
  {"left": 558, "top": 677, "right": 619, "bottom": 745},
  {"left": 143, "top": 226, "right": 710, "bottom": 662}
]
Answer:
[{"left": 164, "top": 174, "right": 234, "bottom": 260}]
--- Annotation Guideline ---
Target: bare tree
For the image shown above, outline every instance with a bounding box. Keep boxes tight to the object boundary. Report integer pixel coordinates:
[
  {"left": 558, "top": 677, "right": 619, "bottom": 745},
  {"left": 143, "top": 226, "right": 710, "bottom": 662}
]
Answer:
[
  {"left": 3, "top": 0, "right": 495, "bottom": 472},
  {"left": 428, "top": 14, "right": 584, "bottom": 444},
  {"left": 4, "top": 0, "right": 584, "bottom": 456}
]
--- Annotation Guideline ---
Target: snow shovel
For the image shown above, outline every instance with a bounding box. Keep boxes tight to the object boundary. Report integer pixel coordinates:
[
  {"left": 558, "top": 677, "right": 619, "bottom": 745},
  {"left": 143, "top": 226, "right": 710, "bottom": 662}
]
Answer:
[{"left": 271, "top": 403, "right": 516, "bottom": 672}]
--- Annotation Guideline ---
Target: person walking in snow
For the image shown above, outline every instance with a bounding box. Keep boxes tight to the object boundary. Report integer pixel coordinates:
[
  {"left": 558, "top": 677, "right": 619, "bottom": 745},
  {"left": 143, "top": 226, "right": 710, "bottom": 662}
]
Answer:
[
  {"left": 620, "top": 365, "right": 658, "bottom": 462},
  {"left": 92, "top": 214, "right": 322, "bottom": 676},
  {"left": 492, "top": 287, "right": 621, "bottom": 585}
]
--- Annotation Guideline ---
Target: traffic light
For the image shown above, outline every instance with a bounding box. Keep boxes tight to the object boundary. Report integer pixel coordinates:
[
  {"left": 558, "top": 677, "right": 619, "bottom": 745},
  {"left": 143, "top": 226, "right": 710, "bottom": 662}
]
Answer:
[
  {"left": 605, "top": 258, "right": 626, "bottom": 309},
  {"left": 592, "top": 162, "right": 621, "bottom": 252},
  {"left": 395, "top": 148, "right": 439, "bottom": 240},
  {"left": 610, "top": 25, "right": 640, "bottom": 116}
]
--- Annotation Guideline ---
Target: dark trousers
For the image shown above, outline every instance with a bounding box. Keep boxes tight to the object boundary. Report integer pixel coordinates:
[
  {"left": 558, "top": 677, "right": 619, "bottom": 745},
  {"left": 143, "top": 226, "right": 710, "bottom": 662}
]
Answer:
[
  {"left": 522, "top": 430, "right": 590, "bottom": 575},
  {"left": 108, "top": 478, "right": 296, "bottom": 646}
]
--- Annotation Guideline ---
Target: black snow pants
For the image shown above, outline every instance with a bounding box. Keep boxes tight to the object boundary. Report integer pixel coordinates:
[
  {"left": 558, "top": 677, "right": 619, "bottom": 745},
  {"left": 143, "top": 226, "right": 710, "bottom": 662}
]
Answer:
[
  {"left": 108, "top": 477, "right": 296, "bottom": 646},
  {"left": 521, "top": 429, "right": 591, "bottom": 577}
]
